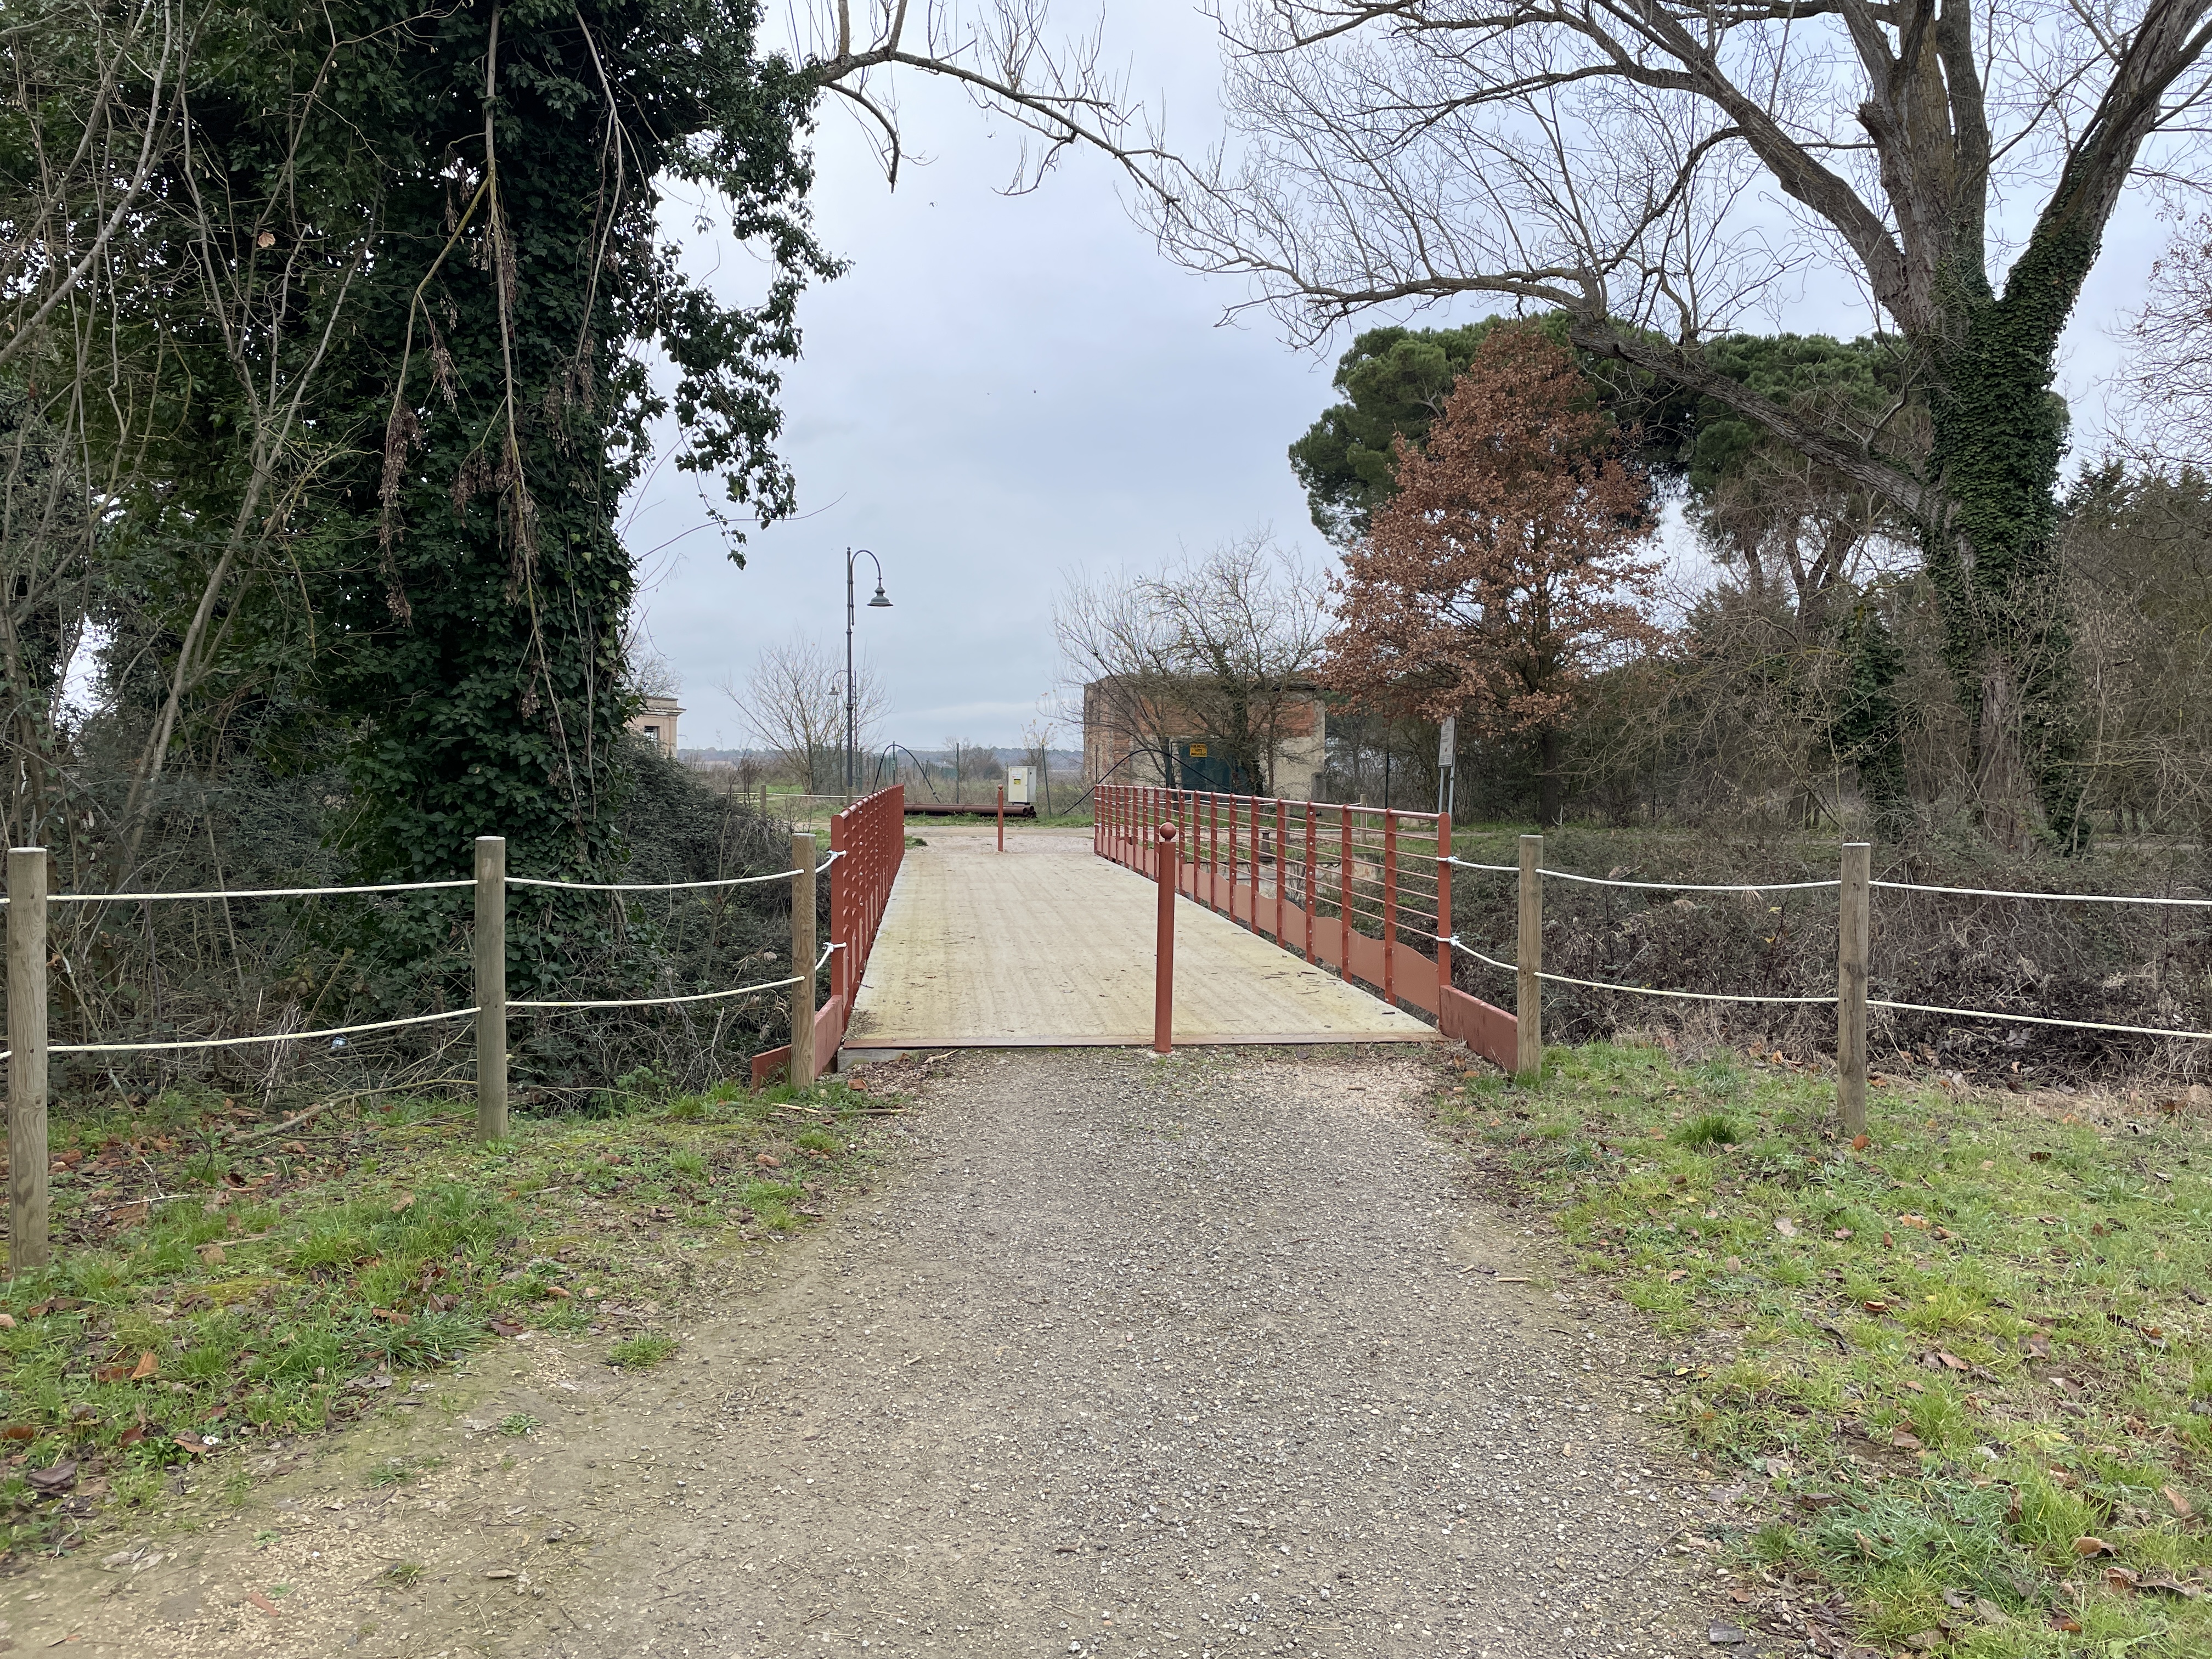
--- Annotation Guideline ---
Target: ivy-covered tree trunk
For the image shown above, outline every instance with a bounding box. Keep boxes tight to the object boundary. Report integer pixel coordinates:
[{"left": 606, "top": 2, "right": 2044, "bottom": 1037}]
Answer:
[
  {"left": 304, "top": 1, "right": 826, "bottom": 885},
  {"left": 1920, "top": 227, "right": 2094, "bottom": 853}
]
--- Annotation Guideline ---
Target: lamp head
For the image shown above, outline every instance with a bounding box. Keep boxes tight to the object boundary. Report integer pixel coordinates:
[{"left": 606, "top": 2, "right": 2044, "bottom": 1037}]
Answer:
[{"left": 868, "top": 583, "right": 892, "bottom": 608}]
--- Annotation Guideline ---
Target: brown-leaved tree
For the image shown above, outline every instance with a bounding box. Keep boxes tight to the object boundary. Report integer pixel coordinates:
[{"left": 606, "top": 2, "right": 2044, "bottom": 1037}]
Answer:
[{"left": 1324, "top": 328, "right": 1660, "bottom": 825}]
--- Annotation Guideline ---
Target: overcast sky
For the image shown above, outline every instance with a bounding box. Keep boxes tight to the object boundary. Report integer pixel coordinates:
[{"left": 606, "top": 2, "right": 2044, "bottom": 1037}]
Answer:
[{"left": 623, "top": 3, "right": 2172, "bottom": 753}]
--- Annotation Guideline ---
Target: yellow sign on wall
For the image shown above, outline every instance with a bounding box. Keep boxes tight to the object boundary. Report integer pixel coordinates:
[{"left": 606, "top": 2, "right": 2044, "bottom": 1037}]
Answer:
[{"left": 1188, "top": 743, "right": 1208, "bottom": 757}]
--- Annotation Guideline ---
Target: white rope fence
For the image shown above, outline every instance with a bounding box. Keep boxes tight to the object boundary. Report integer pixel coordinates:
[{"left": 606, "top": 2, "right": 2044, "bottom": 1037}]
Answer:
[
  {"left": 52, "top": 1006, "right": 481, "bottom": 1056},
  {"left": 46, "top": 877, "right": 475, "bottom": 904},
  {"left": 0, "top": 788, "right": 911, "bottom": 1272},
  {"left": 1442, "top": 851, "right": 2212, "bottom": 906},
  {"left": 1874, "top": 879, "right": 2212, "bottom": 907},
  {"left": 1869, "top": 1000, "right": 2212, "bottom": 1042},
  {"left": 507, "top": 867, "right": 800, "bottom": 893},
  {"left": 1440, "top": 837, "right": 2209, "bottom": 1095}
]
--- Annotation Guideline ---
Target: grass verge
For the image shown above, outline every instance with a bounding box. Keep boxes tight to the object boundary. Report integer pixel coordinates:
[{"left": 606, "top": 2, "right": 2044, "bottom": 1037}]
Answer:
[
  {"left": 0, "top": 1071, "right": 899, "bottom": 1558},
  {"left": 1438, "top": 1039, "right": 2209, "bottom": 1658}
]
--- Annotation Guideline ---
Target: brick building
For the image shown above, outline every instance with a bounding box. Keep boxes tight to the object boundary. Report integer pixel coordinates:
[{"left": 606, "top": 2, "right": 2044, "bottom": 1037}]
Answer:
[{"left": 1082, "top": 677, "right": 1327, "bottom": 799}]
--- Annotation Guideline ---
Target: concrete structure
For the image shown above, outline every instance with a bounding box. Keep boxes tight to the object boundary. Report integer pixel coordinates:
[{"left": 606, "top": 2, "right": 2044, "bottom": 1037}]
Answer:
[
  {"left": 628, "top": 694, "right": 682, "bottom": 759},
  {"left": 1082, "top": 677, "right": 1326, "bottom": 799},
  {"left": 843, "top": 825, "right": 1430, "bottom": 1048}
]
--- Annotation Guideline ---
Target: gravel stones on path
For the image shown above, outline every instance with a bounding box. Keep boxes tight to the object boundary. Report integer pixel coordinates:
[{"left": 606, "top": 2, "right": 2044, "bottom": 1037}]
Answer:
[{"left": 7, "top": 1047, "right": 1729, "bottom": 1658}]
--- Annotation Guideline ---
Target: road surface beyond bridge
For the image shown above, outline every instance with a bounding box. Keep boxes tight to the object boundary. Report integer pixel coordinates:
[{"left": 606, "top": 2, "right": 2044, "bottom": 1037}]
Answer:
[{"left": 842, "top": 825, "right": 1435, "bottom": 1052}]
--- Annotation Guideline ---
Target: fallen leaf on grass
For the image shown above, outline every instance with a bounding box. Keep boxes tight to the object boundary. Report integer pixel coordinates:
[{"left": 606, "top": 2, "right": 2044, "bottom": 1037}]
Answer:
[
  {"left": 2072, "top": 1536, "right": 2112, "bottom": 1556},
  {"left": 92, "top": 1361, "right": 133, "bottom": 1384},
  {"left": 488, "top": 1319, "right": 526, "bottom": 1338},
  {"left": 27, "top": 1462, "right": 77, "bottom": 1494},
  {"left": 2051, "top": 1615, "right": 2083, "bottom": 1633},
  {"left": 542, "top": 1286, "right": 570, "bottom": 1300},
  {"left": 1936, "top": 1351, "right": 1968, "bottom": 1372},
  {"left": 246, "top": 1590, "right": 280, "bottom": 1616},
  {"left": 1773, "top": 1217, "right": 1798, "bottom": 1238},
  {"left": 115, "top": 1427, "right": 144, "bottom": 1448},
  {"left": 391, "top": 1193, "right": 415, "bottom": 1215},
  {"left": 755, "top": 1153, "right": 781, "bottom": 1169},
  {"left": 1892, "top": 1428, "right": 1926, "bottom": 1452},
  {"left": 1664, "top": 1269, "right": 1687, "bottom": 1283},
  {"left": 1, "top": 1425, "right": 31, "bottom": 1442},
  {"left": 0, "top": 1313, "right": 13, "bottom": 1329},
  {"left": 173, "top": 1433, "right": 206, "bottom": 1455},
  {"left": 2163, "top": 1485, "right": 2193, "bottom": 1519},
  {"left": 198, "top": 1243, "right": 225, "bottom": 1266},
  {"left": 2105, "top": 1567, "right": 2139, "bottom": 1593},
  {"left": 2023, "top": 1332, "right": 2051, "bottom": 1359},
  {"left": 1850, "top": 1133, "right": 1870, "bottom": 1152},
  {"left": 1863, "top": 1300, "right": 1889, "bottom": 1313}
]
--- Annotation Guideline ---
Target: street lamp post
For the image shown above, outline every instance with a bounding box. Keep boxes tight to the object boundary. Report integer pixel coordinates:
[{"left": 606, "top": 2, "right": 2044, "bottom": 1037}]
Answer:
[{"left": 845, "top": 548, "right": 891, "bottom": 798}]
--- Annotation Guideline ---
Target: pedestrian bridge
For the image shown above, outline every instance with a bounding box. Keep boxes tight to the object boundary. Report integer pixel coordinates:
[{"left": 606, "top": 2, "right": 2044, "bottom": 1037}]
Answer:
[
  {"left": 842, "top": 824, "right": 1432, "bottom": 1051},
  {"left": 785, "top": 784, "right": 1516, "bottom": 1066}
]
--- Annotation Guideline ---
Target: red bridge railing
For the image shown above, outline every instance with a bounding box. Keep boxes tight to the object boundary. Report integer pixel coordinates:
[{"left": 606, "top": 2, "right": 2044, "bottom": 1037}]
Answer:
[
  {"left": 1094, "top": 783, "right": 1516, "bottom": 1069},
  {"left": 753, "top": 785, "right": 904, "bottom": 1086}
]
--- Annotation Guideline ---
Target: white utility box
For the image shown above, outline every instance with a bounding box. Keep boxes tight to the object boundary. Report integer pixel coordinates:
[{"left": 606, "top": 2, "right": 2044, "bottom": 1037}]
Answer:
[{"left": 1005, "top": 765, "right": 1033, "bottom": 805}]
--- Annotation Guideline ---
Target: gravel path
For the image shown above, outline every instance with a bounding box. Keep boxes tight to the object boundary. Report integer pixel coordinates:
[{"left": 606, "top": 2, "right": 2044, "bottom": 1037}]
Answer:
[{"left": 10, "top": 1047, "right": 1727, "bottom": 1658}]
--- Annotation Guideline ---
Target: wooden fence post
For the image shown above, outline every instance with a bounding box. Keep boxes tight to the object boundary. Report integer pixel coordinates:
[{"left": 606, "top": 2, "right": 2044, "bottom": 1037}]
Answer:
[
  {"left": 1516, "top": 833, "right": 1543, "bottom": 1081},
  {"left": 791, "top": 831, "right": 817, "bottom": 1087},
  {"left": 1838, "top": 841, "right": 1870, "bottom": 1138},
  {"left": 8, "top": 848, "right": 48, "bottom": 1274},
  {"left": 473, "top": 836, "right": 507, "bottom": 1140}
]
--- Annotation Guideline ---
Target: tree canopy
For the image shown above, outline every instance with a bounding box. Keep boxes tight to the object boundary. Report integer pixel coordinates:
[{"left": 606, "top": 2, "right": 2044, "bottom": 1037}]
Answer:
[{"left": 1322, "top": 326, "right": 1660, "bottom": 823}]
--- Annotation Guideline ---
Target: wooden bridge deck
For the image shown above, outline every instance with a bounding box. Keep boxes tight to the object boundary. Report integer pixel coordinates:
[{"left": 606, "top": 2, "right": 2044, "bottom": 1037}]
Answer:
[{"left": 842, "top": 826, "right": 1436, "bottom": 1051}]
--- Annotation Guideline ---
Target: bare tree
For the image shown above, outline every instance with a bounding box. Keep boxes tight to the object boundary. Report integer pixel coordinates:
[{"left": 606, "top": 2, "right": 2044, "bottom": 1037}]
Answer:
[
  {"left": 729, "top": 636, "right": 885, "bottom": 793},
  {"left": 2125, "top": 211, "right": 2212, "bottom": 469},
  {"left": 1150, "top": 0, "right": 2212, "bottom": 849},
  {"left": 786, "top": 0, "right": 1164, "bottom": 190},
  {"left": 1059, "top": 531, "right": 1330, "bottom": 792}
]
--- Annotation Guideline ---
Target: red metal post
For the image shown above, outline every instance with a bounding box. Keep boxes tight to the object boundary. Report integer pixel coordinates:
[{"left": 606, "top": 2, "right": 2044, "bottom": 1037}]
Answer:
[
  {"left": 1209, "top": 794, "right": 1221, "bottom": 912},
  {"left": 1228, "top": 797, "right": 1240, "bottom": 926},
  {"left": 1256, "top": 805, "right": 1274, "bottom": 938},
  {"left": 1383, "top": 809, "right": 1398, "bottom": 1007},
  {"left": 830, "top": 806, "right": 851, "bottom": 1012},
  {"left": 997, "top": 787, "right": 1005, "bottom": 853},
  {"left": 1153, "top": 822, "right": 1178, "bottom": 1054},
  {"left": 1274, "top": 799, "right": 1286, "bottom": 945},
  {"left": 1436, "top": 811, "right": 1453, "bottom": 1017},
  {"left": 1339, "top": 805, "right": 1353, "bottom": 983},
  {"left": 1302, "top": 805, "right": 1316, "bottom": 963}
]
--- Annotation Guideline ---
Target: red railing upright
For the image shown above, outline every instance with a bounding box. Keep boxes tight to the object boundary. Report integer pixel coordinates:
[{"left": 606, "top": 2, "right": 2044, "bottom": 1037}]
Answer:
[{"left": 1094, "top": 783, "right": 1516, "bottom": 1069}]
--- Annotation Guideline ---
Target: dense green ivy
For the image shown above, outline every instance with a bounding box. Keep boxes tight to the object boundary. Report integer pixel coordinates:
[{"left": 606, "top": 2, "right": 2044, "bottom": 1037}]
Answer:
[
  {"left": 104, "top": 1, "right": 831, "bottom": 895},
  {"left": 1921, "top": 241, "right": 2086, "bottom": 850}
]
